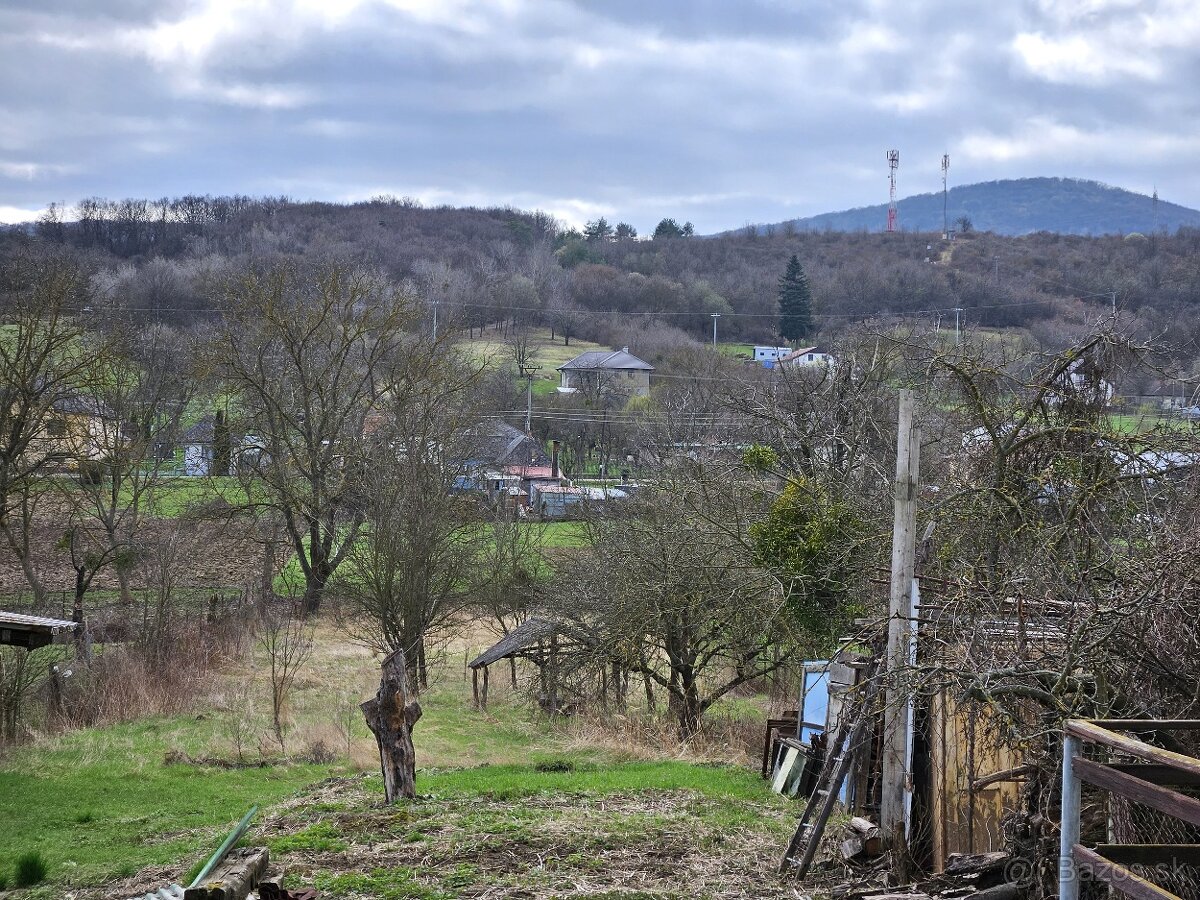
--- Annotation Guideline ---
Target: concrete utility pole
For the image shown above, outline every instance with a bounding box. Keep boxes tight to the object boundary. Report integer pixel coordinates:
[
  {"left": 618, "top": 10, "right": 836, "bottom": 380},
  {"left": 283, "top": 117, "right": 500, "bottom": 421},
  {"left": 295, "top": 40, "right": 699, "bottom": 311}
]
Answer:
[
  {"left": 519, "top": 364, "right": 540, "bottom": 433},
  {"left": 1111, "top": 290, "right": 1117, "bottom": 316},
  {"left": 711, "top": 313, "right": 721, "bottom": 350},
  {"left": 954, "top": 307, "right": 963, "bottom": 344},
  {"left": 432, "top": 298, "right": 439, "bottom": 340},
  {"left": 880, "top": 390, "right": 921, "bottom": 853}
]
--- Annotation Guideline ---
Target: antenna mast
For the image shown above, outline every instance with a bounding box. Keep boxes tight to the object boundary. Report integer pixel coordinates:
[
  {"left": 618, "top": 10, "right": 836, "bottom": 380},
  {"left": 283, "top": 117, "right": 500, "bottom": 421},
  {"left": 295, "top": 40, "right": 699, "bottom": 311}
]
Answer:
[
  {"left": 941, "top": 154, "right": 950, "bottom": 239},
  {"left": 886, "top": 150, "right": 899, "bottom": 233}
]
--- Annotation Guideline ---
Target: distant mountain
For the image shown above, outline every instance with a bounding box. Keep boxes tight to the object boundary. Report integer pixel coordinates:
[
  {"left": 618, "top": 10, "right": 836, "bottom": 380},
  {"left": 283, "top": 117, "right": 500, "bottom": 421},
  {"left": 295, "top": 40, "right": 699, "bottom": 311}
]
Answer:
[{"left": 751, "top": 177, "right": 1200, "bottom": 237}]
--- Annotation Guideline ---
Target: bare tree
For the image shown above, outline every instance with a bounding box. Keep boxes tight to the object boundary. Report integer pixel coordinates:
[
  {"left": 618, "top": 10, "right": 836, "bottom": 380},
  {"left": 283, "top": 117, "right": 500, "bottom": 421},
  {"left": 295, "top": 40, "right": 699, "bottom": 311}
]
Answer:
[
  {"left": 257, "top": 607, "right": 313, "bottom": 753},
  {"left": 565, "top": 463, "right": 798, "bottom": 737},
  {"left": 340, "top": 346, "right": 487, "bottom": 688},
  {"left": 0, "top": 251, "right": 109, "bottom": 605},
  {"left": 209, "top": 262, "right": 420, "bottom": 614}
]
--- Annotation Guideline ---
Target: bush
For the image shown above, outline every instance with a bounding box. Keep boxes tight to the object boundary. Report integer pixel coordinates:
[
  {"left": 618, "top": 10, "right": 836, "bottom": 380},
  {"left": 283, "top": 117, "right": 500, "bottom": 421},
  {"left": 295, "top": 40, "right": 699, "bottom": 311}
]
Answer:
[{"left": 15, "top": 849, "right": 48, "bottom": 887}]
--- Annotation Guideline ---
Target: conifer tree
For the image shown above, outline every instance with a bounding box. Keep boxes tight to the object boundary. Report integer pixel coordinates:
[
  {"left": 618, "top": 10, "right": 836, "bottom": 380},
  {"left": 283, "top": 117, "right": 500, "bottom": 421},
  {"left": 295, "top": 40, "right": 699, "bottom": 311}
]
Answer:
[{"left": 778, "top": 254, "right": 814, "bottom": 342}]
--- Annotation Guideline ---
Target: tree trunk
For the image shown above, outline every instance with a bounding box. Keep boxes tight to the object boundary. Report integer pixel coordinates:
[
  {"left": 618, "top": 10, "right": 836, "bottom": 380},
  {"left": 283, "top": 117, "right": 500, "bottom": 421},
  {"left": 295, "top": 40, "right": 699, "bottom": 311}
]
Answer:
[
  {"left": 509, "top": 656, "right": 518, "bottom": 689},
  {"left": 300, "top": 570, "right": 326, "bottom": 617},
  {"left": 116, "top": 567, "right": 134, "bottom": 605},
  {"left": 361, "top": 648, "right": 423, "bottom": 803}
]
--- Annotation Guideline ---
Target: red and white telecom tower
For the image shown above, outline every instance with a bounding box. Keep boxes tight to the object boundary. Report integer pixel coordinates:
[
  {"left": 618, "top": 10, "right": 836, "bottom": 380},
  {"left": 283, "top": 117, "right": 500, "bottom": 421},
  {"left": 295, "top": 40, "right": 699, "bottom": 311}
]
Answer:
[{"left": 886, "top": 149, "right": 899, "bottom": 233}]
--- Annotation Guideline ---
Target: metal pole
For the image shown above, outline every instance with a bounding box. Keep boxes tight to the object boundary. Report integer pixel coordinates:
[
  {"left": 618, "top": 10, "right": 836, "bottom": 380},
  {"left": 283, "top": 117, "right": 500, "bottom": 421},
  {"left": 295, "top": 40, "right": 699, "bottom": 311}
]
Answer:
[
  {"left": 711, "top": 313, "right": 720, "bottom": 350},
  {"left": 1058, "top": 733, "right": 1082, "bottom": 900}
]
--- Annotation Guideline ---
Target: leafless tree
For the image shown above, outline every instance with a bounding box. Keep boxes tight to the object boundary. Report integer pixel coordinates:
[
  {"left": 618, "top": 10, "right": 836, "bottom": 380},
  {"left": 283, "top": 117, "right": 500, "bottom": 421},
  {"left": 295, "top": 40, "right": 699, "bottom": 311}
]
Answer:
[
  {"left": 257, "top": 607, "right": 313, "bottom": 753},
  {"left": 208, "top": 262, "right": 421, "bottom": 614},
  {"left": 339, "top": 343, "right": 488, "bottom": 689},
  {"left": 564, "top": 462, "right": 798, "bottom": 737},
  {"left": 0, "top": 250, "right": 109, "bottom": 605}
]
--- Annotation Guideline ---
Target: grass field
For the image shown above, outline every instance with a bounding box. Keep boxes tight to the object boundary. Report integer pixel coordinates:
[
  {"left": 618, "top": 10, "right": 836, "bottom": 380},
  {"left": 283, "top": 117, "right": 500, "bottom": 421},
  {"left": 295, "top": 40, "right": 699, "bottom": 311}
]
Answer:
[
  {"left": 458, "top": 328, "right": 608, "bottom": 395},
  {"left": 0, "top": 615, "right": 787, "bottom": 898}
]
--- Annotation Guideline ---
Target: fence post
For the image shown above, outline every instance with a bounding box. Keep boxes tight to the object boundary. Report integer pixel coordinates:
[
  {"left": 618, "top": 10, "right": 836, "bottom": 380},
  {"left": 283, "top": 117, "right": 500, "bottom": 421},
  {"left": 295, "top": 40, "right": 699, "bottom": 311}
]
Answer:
[{"left": 1058, "top": 732, "right": 1082, "bottom": 900}]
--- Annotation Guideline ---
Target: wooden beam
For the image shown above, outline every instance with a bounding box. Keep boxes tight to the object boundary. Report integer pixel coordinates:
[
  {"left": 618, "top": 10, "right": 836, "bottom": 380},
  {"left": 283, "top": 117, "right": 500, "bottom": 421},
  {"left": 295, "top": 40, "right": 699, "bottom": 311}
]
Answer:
[
  {"left": 1066, "top": 721, "right": 1200, "bottom": 780},
  {"left": 1107, "top": 764, "right": 1200, "bottom": 787},
  {"left": 1073, "top": 757, "right": 1200, "bottom": 829},
  {"left": 1091, "top": 720, "right": 1200, "bottom": 732},
  {"left": 1072, "top": 845, "right": 1183, "bottom": 900},
  {"left": 1093, "top": 845, "right": 1200, "bottom": 867}
]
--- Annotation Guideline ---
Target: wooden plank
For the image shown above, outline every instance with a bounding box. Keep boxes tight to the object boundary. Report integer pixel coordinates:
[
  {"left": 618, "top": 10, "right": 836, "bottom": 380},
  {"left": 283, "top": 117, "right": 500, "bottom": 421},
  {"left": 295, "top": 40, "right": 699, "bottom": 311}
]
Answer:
[
  {"left": 1093, "top": 844, "right": 1200, "bottom": 866},
  {"left": 1065, "top": 721, "right": 1200, "bottom": 780},
  {"left": 1092, "top": 720, "right": 1200, "bottom": 732},
  {"left": 1108, "top": 764, "right": 1200, "bottom": 787},
  {"left": 1073, "top": 757, "right": 1200, "bottom": 829},
  {"left": 1072, "top": 844, "right": 1183, "bottom": 900}
]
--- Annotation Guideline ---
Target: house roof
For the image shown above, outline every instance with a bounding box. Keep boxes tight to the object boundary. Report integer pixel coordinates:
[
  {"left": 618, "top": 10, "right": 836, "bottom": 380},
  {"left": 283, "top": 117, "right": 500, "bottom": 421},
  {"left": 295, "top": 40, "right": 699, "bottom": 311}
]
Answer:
[
  {"left": 503, "top": 465, "right": 556, "bottom": 479},
  {"left": 778, "top": 346, "right": 826, "bottom": 363},
  {"left": 469, "top": 421, "right": 551, "bottom": 468},
  {"left": 183, "top": 418, "right": 216, "bottom": 444},
  {"left": 51, "top": 393, "right": 115, "bottom": 418},
  {"left": 558, "top": 348, "right": 654, "bottom": 372}
]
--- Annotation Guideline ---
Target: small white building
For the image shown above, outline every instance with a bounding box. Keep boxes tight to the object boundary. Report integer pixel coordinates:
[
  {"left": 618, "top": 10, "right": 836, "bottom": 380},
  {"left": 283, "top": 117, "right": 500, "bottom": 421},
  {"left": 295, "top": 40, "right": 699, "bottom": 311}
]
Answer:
[
  {"left": 753, "top": 345, "right": 794, "bottom": 364},
  {"left": 778, "top": 346, "right": 834, "bottom": 368}
]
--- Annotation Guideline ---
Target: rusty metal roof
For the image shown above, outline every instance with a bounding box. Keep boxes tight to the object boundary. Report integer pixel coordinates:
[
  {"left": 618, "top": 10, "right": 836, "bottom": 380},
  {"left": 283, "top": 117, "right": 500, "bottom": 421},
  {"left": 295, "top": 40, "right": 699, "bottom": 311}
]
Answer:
[{"left": 0, "top": 610, "right": 77, "bottom": 632}]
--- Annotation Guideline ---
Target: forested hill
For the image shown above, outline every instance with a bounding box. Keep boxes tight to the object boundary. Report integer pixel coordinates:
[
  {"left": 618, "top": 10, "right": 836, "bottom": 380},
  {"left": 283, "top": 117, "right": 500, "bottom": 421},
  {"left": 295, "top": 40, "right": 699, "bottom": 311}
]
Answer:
[{"left": 755, "top": 178, "right": 1200, "bottom": 237}]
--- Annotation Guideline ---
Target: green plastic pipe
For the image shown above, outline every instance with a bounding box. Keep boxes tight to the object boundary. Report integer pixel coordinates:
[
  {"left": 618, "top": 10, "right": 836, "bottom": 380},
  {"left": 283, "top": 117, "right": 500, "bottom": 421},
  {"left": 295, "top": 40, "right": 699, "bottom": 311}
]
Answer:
[{"left": 188, "top": 805, "right": 258, "bottom": 889}]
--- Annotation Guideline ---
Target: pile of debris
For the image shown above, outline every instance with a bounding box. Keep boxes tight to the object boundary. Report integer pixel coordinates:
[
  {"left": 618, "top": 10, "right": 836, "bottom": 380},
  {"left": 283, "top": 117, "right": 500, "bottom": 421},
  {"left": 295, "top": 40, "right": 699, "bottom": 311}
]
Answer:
[
  {"left": 831, "top": 849, "right": 1026, "bottom": 900},
  {"left": 127, "top": 807, "right": 320, "bottom": 900}
]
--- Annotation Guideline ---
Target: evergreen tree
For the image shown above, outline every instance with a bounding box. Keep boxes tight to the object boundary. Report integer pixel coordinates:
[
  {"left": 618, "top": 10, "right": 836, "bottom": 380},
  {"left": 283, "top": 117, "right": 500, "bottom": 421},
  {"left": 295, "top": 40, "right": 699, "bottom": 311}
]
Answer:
[{"left": 777, "top": 254, "right": 814, "bottom": 342}]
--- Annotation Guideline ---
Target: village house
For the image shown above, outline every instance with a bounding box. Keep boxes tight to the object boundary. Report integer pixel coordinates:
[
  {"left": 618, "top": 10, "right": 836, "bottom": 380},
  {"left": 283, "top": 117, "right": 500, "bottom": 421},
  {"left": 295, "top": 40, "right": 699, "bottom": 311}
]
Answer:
[
  {"left": 28, "top": 393, "right": 117, "bottom": 469},
  {"left": 557, "top": 348, "right": 654, "bottom": 397},
  {"left": 778, "top": 346, "right": 834, "bottom": 368}
]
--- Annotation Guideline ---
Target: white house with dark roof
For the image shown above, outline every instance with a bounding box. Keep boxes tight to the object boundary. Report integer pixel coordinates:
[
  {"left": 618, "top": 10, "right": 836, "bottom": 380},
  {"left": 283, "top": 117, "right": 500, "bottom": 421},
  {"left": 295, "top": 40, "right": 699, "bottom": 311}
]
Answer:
[
  {"left": 778, "top": 346, "right": 834, "bottom": 368},
  {"left": 557, "top": 347, "right": 655, "bottom": 397}
]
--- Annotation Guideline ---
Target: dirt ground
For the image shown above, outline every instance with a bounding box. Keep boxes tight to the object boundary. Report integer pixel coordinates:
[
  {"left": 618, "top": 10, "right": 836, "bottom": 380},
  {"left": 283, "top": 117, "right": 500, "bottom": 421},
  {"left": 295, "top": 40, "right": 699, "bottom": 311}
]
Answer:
[
  {"left": 0, "top": 517, "right": 265, "bottom": 598},
  {"left": 103, "top": 774, "right": 796, "bottom": 900}
]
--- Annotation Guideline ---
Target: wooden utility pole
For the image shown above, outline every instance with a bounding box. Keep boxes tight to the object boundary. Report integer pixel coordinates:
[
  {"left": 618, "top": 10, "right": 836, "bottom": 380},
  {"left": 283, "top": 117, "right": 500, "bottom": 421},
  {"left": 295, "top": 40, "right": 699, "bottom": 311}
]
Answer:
[{"left": 880, "top": 389, "right": 920, "bottom": 851}]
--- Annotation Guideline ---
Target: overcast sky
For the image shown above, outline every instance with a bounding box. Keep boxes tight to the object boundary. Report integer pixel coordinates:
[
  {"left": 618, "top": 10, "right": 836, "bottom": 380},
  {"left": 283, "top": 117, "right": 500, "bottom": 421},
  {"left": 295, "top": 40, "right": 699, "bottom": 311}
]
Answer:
[{"left": 2, "top": 0, "right": 1198, "bottom": 232}]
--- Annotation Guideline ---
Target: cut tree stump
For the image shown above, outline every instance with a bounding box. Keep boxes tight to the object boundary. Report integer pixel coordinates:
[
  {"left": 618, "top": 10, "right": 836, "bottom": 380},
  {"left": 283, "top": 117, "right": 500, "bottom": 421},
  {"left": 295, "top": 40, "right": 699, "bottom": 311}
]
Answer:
[{"left": 361, "top": 648, "right": 422, "bottom": 802}]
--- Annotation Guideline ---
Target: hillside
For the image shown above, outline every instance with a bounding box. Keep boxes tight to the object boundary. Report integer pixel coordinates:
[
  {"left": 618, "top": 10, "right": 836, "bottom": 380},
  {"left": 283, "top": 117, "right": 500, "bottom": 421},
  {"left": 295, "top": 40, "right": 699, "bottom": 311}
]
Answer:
[{"left": 755, "top": 177, "right": 1200, "bottom": 237}]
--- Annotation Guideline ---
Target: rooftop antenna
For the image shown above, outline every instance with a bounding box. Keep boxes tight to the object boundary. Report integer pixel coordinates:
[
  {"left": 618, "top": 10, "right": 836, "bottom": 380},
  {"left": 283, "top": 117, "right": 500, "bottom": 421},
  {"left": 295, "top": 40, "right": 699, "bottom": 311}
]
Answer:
[
  {"left": 887, "top": 150, "right": 900, "bottom": 233},
  {"left": 941, "top": 154, "right": 950, "bottom": 239}
]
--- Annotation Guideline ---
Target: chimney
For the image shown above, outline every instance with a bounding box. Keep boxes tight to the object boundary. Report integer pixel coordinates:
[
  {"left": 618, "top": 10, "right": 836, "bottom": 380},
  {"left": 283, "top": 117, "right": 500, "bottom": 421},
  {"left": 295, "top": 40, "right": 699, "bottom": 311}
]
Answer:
[{"left": 551, "top": 440, "right": 561, "bottom": 479}]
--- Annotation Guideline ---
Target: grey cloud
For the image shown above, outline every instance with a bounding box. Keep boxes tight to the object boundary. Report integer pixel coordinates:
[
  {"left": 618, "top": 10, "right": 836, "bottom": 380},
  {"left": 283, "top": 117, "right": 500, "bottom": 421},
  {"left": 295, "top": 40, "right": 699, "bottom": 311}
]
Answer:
[{"left": 0, "top": 0, "right": 1197, "bottom": 231}]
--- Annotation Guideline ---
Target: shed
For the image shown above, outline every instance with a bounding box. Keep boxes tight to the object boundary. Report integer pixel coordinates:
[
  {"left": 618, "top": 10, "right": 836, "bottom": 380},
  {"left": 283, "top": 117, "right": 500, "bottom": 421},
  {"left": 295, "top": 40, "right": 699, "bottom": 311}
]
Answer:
[
  {"left": 0, "top": 610, "right": 78, "bottom": 650},
  {"left": 468, "top": 617, "right": 570, "bottom": 712}
]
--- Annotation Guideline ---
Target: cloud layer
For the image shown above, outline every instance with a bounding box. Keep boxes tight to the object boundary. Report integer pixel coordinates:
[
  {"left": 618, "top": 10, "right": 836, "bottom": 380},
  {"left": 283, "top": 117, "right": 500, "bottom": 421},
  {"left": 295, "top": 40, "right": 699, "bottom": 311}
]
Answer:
[{"left": 2, "top": 0, "right": 1198, "bottom": 230}]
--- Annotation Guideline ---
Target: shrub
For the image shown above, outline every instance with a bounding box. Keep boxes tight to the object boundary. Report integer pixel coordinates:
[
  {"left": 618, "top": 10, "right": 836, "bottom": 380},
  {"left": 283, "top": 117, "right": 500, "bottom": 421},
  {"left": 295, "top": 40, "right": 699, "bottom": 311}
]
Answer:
[{"left": 15, "top": 849, "right": 48, "bottom": 887}]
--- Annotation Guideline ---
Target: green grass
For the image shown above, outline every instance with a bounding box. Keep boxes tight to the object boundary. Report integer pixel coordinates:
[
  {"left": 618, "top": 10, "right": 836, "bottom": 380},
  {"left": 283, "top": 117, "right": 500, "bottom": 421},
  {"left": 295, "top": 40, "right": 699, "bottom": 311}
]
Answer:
[
  {"left": 458, "top": 328, "right": 608, "bottom": 395},
  {"left": 0, "top": 717, "right": 335, "bottom": 893}
]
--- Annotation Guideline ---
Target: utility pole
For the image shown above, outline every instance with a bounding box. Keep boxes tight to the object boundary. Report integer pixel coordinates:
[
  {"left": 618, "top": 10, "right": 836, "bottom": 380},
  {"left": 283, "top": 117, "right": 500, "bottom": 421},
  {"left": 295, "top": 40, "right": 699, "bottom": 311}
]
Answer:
[
  {"left": 711, "top": 313, "right": 721, "bottom": 350},
  {"left": 518, "top": 363, "right": 540, "bottom": 433},
  {"left": 954, "top": 307, "right": 963, "bottom": 344},
  {"left": 1111, "top": 290, "right": 1117, "bottom": 316},
  {"left": 941, "top": 153, "right": 950, "bottom": 239},
  {"left": 993, "top": 256, "right": 1000, "bottom": 283},
  {"left": 881, "top": 389, "right": 921, "bottom": 854},
  {"left": 432, "top": 298, "right": 439, "bottom": 340}
]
